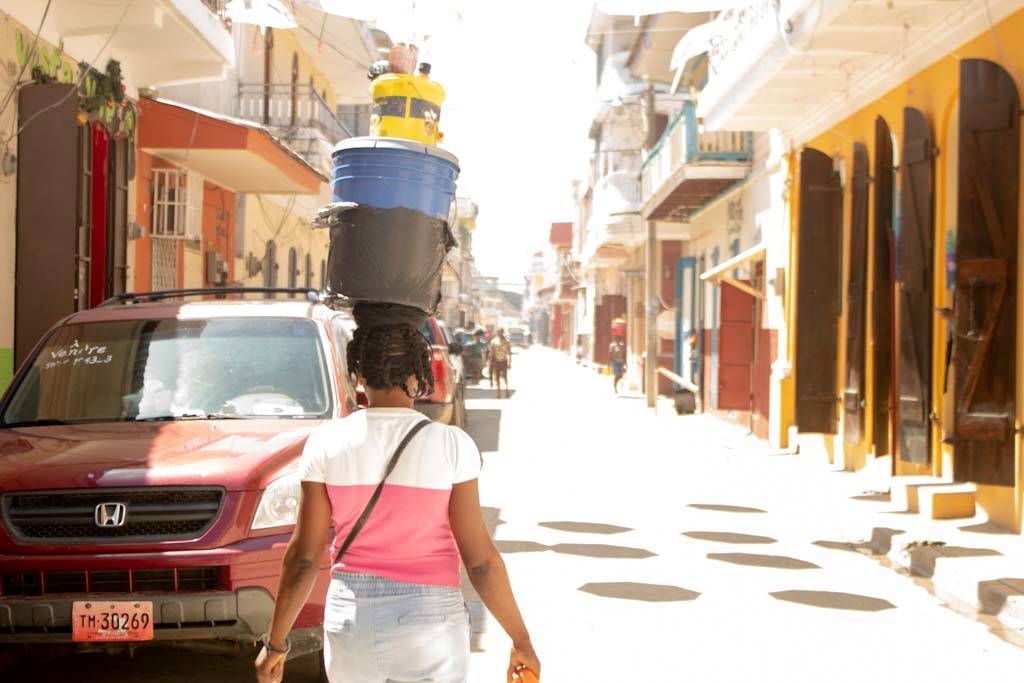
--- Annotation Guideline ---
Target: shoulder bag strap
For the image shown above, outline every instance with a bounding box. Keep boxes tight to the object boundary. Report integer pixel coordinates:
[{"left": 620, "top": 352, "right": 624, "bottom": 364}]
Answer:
[{"left": 333, "top": 419, "right": 431, "bottom": 564}]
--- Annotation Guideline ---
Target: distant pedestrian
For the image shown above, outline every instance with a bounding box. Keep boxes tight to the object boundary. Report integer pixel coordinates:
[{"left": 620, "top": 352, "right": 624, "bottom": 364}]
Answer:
[
  {"left": 488, "top": 328, "right": 512, "bottom": 398},
  {"left": 463, "top": 330, "right": 488, "bottom": 384},
  {"left": 609, "top": 337, "right": 626, "bottom": 393}
]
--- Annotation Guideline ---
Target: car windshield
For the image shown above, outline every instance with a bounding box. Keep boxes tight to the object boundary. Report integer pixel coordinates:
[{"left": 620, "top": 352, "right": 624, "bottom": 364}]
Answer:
[{"left": 1, "top": 318, "right": 332, "bottom": 426}]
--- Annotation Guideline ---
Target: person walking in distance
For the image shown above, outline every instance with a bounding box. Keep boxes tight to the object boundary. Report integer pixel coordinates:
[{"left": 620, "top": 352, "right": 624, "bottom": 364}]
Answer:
[
  {"left": 609, "top": 336, "right": 627, "bottom": 394},
  {"left": 488, "top": 327, "right": 513, "bottom": 398},
  {"left": 254, "top": 324, "right": 539, "bottom": 683}
]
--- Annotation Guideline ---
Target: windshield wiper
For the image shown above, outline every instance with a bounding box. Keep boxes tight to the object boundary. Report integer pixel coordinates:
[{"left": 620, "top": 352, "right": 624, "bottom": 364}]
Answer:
[
  {"left": 2, "top": 418, "right": 71, "bottom": 428},
  {"left": 135, "top": 411, "right": 248, "bottom": 422}
]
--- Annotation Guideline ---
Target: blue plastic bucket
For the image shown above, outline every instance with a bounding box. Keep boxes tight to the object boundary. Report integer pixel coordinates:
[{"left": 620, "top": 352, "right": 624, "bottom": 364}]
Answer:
[{"left": 331, "top": 137, "right": 460, "bottom": 222}]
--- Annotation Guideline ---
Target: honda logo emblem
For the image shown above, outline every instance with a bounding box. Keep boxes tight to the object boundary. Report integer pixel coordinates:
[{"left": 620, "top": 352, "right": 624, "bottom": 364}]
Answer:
[{"left": 94, "top": 502, "right": 127, "bottom": 528}]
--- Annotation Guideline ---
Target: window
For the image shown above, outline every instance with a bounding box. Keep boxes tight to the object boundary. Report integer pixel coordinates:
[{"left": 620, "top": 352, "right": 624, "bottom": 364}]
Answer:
[
  {"left": 373, "top": 96, "right": 407, "bottom": 118},
  {"left": 1, "top": 318, "right": 332, "bottom": 425},
  {"left": 410, "top": 98, "right": 440, "bottom": 122},
  {"left": 288, "top": 248, "right": 298, "bottom": 288},
  {"left": 305, "top": 253, "right": 313, "bottom": 288},
  {"left": 320, "top": 259, "right": 327, "bottom": 289},
  {"left": 151, "top": 169, "right": 202, "bottom": 239},
  {"left": 330, "top": 316, "right": 358, "bottom": 410}
]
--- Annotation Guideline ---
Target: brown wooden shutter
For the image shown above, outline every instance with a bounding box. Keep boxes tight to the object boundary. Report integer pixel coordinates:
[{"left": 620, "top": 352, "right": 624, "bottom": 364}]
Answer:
[
  {"left": 109, "top": 136, "right": 129, "bottom": 297},
  {"left": 953, "top": 59, "right": 1019, "bottom": 486},
  {"left": 718, "top": 283, "right": 755, "bottom": 411},
  {"left": 895, "top": 107, "right": 935, "bottom": 464},
  {"left": 795, "top": 147, "right": 842, "bottom": 433},
  {"left": 14, "top": 84, "right": 79, "bottom": 367},
  {"left": 872, "top": 117, "right": 895, "bottom": 457},
  {"left": 844, "top": 143, "right": 870, "bottom": 443}
]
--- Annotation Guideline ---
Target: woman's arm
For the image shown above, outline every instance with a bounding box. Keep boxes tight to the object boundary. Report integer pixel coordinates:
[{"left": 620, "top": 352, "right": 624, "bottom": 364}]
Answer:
[
  {"left": 449, "top": 479, "right": 540, "bottom": 679},
  {"left": 255, "top": 481, "right": 332, "bottom": 683}
]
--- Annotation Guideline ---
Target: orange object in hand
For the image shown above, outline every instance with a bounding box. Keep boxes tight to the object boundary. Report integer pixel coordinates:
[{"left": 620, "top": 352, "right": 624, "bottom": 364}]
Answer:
[{"left": 510, "top": 665, "right": 539, "bottom": 683}]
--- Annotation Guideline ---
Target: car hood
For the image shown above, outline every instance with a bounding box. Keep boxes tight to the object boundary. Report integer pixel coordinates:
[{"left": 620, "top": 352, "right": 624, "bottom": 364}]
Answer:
[{"left": 0, "top": 420, "right": 324, "bottom": 491}]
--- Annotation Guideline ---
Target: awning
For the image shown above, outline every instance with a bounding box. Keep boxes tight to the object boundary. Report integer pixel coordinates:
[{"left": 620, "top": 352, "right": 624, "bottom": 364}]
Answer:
[
  {"left": 699, "top": 242, "right": 766, "bottom": 299},
  {"left": 670, "top": 20, "right": 719, "bottom": 93},
  {"left": 138, "top": 98, "right": 326, "bottom": 194}
]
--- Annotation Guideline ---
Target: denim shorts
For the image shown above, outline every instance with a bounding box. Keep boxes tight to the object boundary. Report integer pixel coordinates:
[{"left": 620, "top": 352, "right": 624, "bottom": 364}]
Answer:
[{"left": 323, "top": 572, "right": 471, "bottom": 683}]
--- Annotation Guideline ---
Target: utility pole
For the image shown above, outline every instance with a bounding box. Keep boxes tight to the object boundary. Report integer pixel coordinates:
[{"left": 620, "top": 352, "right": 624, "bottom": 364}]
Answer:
[{"left": 645, "top": 218, "right": 658, "bottom": 408}]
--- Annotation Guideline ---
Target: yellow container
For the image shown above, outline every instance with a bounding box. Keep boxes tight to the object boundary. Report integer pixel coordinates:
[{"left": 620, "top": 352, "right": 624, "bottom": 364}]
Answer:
[{"left": 369, "top": 73, "right": 446, "bottom": 145}]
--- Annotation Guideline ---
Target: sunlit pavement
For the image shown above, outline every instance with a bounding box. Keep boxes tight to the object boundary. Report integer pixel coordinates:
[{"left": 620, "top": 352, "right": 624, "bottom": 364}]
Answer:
[
  {"left": 464, "top": 347, "right": 1024, "bottom": 683},
  {"left": 7, "top": 347, "right": 1024, "bottom": 682}
]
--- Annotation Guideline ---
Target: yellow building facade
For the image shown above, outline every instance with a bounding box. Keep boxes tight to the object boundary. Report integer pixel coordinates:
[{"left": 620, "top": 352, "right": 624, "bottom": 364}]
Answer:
[{"left": 784, "top": 8, "right": 1024, "bottom": 531}]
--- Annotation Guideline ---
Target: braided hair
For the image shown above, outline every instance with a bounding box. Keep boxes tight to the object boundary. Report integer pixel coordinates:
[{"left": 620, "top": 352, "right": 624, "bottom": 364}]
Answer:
[{"left": 347, "top": 324, "right": 435, "bottom": 399}]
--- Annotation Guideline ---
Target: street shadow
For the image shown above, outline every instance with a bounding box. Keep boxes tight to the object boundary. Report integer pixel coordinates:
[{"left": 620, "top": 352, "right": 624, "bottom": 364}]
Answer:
[
  {"left": 851, "top": 493, "right": 891, "bottom": 502},
  {"left": 688, "top": 503, "right": 767, "bottom": 514},
  {"left": 579, "top": 582, "right": 700, "bottom": 603},
  {"left": 683, "top": 531, "right": 777, "bottom": 545},
  {"left": 707, "top": 552, "right": 820, "bottom": 570},
  {"left": 539, "top": 521, "right": 633, "bottom": 535},
  {"left": 549, "top": 543, "right": 657, "bottom": 559},
  {"left": 494, "top": 540, "right": 656, "bottom": 559},
  {"left": 908, "top": 546, "right": 1003, "bottom": 578},
  {"left": 466, "top": 388, "right": 518, "bottom": 400},
  {"left": 495, "top": 540, "right": 548, "bottom": 554},
  {"left": 481, "top": 506, "right": 506, "bottom": 533},
  {"left": 770, "top": 590, "right": 896, "bottom": 612},
  {"left": 960, "top": 522, "right": 1015, "bottom": 535},
  {"left": 813, "top": 539, "right": 870, "bottom": 553},
  {"left": 465, "top": 409, "right": 502, "bottom": 453},
  {"left": 978, "top": 578, "right": 1024, "bottom": 614}
]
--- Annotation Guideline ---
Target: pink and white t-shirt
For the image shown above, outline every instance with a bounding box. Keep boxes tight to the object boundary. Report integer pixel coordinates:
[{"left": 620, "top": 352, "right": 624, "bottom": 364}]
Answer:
[{"left": 298, "top": 408, "right": 481, "bottom": 587}]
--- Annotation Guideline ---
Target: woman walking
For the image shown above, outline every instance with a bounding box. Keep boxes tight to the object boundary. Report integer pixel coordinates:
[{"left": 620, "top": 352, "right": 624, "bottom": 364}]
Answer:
[{"left": 255, "top": 323, "right": 539, "bottom": 683}]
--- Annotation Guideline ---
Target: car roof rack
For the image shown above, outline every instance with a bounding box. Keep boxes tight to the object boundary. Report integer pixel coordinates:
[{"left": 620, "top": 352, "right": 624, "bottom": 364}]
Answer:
[{"left": 100, "top": 287, "right": 323, "bottom": 306}]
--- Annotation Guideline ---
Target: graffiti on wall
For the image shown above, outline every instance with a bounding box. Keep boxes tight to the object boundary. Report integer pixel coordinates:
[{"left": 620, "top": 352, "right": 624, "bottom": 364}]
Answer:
[{"left": 14, "top": 29, "right": 136, "bottom": 138}]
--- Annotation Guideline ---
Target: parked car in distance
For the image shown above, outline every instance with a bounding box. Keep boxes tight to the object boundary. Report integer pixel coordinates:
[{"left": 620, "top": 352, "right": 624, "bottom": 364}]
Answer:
[
  {"left": 417, "top": 318, "right": 467, "bottom": 428},
  {"left": 506, "top": 325, "right": 530, "bottom": 349},
  {"left": 0, "top": 288, "right": 362, "bottom": 678}
]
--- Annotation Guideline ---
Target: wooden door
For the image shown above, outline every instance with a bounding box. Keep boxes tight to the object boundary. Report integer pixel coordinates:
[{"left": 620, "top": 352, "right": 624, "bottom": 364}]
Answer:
[
  {"left": 896, "top": 108, "right": 935, "bottom": 464},
  {"left": 109, "top": 136, "right": 129, "bottom": 297},
  {"left": 844, "top": 143, "right": 870, "bottom": 443},
  {"left": 14, "top": 84, "right": 79, "bottom": 367},
  {"left": 873, "top": 117, "right": 895, "bottom": 456},
  {"left": 795, "top": 148, "right": 842, "bottom": 433},
  {"left": 718, "top": 283, "right": 755, "bottom": 411},
  {"left": 953, "top": 59, "right": 1019, "bottom": 485}
]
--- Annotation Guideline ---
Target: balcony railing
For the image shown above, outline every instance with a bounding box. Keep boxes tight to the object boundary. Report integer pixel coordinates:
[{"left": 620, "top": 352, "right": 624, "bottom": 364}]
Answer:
[
  {"left": 641, "top": 101, "right": 752, "bottom": 200},
  {"left": 594, "top": 171, "right": 642, "bottom": 217},
  {"left": 237, "top": 84, "right": 351, "bottom": 144}
]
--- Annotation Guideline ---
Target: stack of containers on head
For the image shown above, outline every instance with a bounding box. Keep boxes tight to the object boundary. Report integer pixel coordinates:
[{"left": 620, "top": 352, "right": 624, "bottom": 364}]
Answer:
[{"left": 313, "top": 43, "right": 459, "bottom": 329}]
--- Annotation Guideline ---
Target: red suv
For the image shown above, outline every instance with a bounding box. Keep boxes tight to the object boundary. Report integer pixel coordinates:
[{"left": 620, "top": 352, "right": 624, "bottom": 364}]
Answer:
[
  {"left": 0, "top": 288, "right": 404, "bottom": 672},
  {"left": 416, "top": 318, "right": 467, "bottom": 428}
]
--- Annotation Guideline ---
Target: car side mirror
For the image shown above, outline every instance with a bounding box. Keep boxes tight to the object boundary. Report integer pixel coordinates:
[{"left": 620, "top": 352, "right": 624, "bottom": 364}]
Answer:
[{"left": 448, "top": 342, "right": 463, "bottom": 356}]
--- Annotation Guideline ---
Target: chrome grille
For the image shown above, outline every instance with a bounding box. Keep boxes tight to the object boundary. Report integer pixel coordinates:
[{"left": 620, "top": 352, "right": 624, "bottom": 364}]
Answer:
[{"left": 1, "top": 487, "right": 224, "bottom": 542}]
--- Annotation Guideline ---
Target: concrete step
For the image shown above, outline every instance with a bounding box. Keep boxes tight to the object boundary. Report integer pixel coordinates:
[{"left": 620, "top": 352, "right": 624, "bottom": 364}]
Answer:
[
  {"left": 890, "top": 475, "right": 949, "bottom": 512},
  {"left": 918, "top": 482, "right": 977, "bottom": 520}
]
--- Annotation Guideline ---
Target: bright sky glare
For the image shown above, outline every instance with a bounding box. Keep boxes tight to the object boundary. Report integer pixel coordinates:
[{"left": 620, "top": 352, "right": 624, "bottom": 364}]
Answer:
[{"left": 379, "top": 1, "right": 597, "bottom": 287}]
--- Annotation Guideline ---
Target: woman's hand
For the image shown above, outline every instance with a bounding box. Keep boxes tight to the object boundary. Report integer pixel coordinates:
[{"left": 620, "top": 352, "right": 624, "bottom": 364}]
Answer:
[
  {"left": 254, "top": 645, "right": 286, "bottom": 683},
  {"left": 508, "top": 641, "right": 541, "bottom": 681}
]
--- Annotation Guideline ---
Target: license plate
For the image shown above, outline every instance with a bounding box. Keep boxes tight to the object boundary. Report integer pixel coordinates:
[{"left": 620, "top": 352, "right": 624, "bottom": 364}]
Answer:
[{"left": 72, "top": 601, "right": 154, "bottom": 642}]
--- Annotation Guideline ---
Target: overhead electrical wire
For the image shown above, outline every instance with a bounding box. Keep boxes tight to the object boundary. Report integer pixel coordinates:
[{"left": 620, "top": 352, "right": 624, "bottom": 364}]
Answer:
[{"left": 0, "top": 0, "right": 54, "bottom": 121}]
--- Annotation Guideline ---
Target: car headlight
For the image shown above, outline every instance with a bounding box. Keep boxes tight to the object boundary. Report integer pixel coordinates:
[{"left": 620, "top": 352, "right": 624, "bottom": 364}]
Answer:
[{"left": 252, "top": 472, "right": 301, "bottom": 529}]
